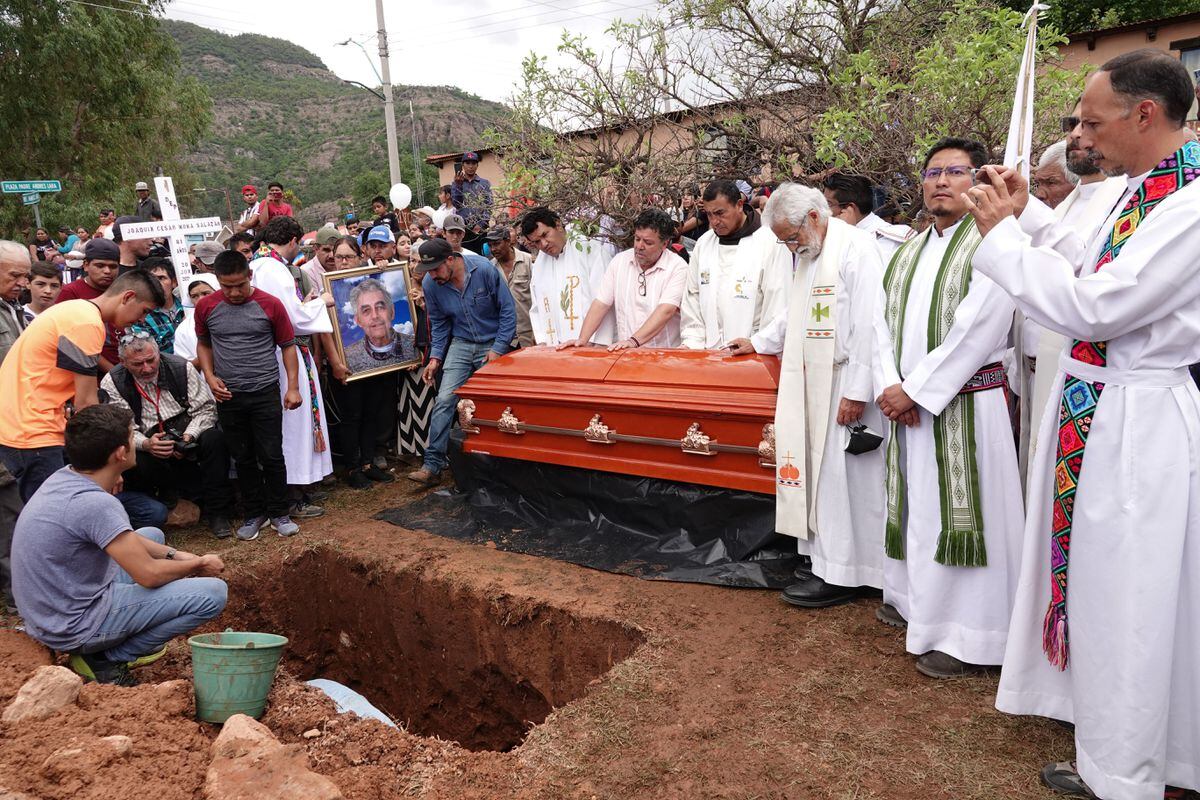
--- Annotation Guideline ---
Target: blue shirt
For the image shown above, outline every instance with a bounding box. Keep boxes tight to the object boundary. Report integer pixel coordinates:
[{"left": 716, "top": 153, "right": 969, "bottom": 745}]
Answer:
[
  {"left": 450, "top": 175, "right": 492, "bottom": 231},
  {"left": 423, "top": 253, "right": 516, "bottom": 362}
]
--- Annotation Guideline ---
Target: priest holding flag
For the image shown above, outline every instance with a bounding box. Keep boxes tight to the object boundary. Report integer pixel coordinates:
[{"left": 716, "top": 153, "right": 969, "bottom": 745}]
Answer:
[{"left": 969, "top": 50, "right": 1200, "bottom": 800}]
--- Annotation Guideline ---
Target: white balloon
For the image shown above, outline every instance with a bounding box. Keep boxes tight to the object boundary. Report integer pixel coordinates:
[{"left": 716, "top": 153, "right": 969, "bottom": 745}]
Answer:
[
  {"left": 389, "top": 183, "right": 412, "bottom": 210},
  {"left": 430, "top": 209, "right": 448, "bottom": 229}
]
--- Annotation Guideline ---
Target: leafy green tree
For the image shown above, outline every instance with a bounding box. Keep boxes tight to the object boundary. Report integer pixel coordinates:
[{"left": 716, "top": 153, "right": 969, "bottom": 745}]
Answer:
[
  {"left": 1000, "top": 0, "right": 1196, "bottom": 34},
  {"left": 0, "top": 0, "right": 211, "bottom": 238}
]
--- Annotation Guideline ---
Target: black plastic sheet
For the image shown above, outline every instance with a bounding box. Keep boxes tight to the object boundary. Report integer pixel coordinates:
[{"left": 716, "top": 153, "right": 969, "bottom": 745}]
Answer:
[{"left": 373, "top": 431, "right": 800, "bottom": 588}]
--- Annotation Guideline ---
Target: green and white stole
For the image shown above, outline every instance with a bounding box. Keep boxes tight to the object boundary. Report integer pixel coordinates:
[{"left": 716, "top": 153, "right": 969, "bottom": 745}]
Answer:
[{"left": 882, "top": 217, "right": 987, "bottom": 567}]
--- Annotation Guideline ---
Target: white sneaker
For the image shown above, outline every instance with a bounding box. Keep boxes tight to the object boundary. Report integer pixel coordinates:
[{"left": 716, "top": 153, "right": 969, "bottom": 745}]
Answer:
[{"left": 271, "top": 516, "right": 300, "bottom": 537}]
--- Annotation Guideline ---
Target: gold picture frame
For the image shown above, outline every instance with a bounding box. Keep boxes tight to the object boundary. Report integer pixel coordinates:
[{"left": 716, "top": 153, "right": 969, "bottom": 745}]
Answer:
[{"left": 322, "top": 260, "right": 422, "bottom": 382}]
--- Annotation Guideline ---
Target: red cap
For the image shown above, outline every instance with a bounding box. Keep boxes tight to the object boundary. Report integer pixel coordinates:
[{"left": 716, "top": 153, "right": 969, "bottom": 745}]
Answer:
[{"left": 241, "top": 184, "right": 257, "bottom": 194}]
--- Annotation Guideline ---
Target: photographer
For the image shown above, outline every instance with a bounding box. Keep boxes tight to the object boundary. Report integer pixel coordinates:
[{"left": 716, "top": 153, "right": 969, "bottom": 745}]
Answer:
[{"left": 100, "top": 331, "right": 234, "bottom": 539}]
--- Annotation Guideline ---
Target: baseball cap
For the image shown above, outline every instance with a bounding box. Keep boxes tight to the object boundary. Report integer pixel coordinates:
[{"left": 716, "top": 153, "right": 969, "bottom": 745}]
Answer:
[
  {"left": 135, "top": 181, "right": 149, "bottom": 191},
  {"left": 111, "top": 215, "right": 141, "bottom": 243},
  {"left": 241, "top": 184, "right": 257, "bottom": 194},
  {"left": 462, "top": 151, "right": 480, "bottom": 162},
  {"left": 365, "top": 225, "right": 395, "bottom": 244},
  {"left": 414, "top": 238, "right": 455, "bottom": 273},
  {"left": 83, "top": 238, "right": 120, "bottom": 262},
  {"left": 344, "top": 212, "right": 357, "bottom": 222},
  {"left": 484, "top": 226, "right": 509, "bottom": 242},
  {"left": 442, "top": 214, "right": 466, "bottom": 232},
  {"left": 315, "top": 225, "right": 340, "bottom": 246},
  {"left": 193, "top": 241, "right": 224, "bottom": 266}
]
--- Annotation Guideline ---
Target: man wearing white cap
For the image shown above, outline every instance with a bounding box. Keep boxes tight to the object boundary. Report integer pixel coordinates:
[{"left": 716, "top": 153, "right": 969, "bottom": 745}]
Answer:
[{"left": 134, "top": 182, "right": 161, "bottom": 222}]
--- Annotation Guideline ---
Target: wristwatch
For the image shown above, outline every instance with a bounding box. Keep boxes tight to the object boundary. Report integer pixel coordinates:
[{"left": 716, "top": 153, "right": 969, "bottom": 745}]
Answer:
[{"left": 165, "top": 548, "right": 177, "bottom": 560}]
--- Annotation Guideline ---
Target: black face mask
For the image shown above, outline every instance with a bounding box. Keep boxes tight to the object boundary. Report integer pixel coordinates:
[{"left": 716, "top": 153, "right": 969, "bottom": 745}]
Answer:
[{"left": 845, "top": 423, "right": 883, "bottom": 455}]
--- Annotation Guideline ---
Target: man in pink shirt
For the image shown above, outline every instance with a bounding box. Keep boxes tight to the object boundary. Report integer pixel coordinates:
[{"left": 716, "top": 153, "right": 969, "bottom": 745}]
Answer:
[{"left": 559, "top": 209, "right": 688, "bottom": 351}]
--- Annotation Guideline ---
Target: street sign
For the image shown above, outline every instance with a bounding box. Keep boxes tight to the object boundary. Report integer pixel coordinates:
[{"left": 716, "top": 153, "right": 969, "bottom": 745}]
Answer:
[
  {"left": 1, "top": 180, "right": 61, "bottom": 194},
  {"left": 20, "top": 192, "right": 39, "bottom": 206},
  {"left": 118, "top": 217, "right": 222, "bottom": 241}
]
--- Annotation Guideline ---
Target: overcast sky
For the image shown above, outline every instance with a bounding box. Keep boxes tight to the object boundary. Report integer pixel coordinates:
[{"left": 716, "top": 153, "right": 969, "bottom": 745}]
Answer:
[{"left": 162, "top": 0, "right": 661, "bottom": 104}]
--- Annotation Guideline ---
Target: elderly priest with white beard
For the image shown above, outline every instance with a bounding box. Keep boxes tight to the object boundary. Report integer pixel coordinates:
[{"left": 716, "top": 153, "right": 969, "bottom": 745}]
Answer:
[{"left": 747, "top": 183, "right": 888, "bottom": 609}]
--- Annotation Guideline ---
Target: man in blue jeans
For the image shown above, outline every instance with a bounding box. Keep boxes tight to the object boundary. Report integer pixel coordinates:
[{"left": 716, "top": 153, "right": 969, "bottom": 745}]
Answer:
[
  {"left": 10, "top": 404, "right": 227, "bottom": 686},
  {"left": 407, "top": 238, "right": 515, "bottom": 485}
]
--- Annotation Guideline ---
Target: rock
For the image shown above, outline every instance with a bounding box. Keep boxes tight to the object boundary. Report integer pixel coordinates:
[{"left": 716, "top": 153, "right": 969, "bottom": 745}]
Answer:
[
  {"left": 166, "top": 498, "right": 200, "bottom": 527},
  {"left": 153, "top": 679, "right": 193, "bottom": 716},
  {"left": 41, "top": 735, "right": 133, "bottom": 781},
  {"left": 301, "top": 728, "right": 320, "bottom": 739},
  {"left": 2, "top": 666, "right": 82, "bottom": 723},
  {"left": 205, "top": 714, "right": 342, "bottom": 800},
  {"left": 0, "top": 787, "right": 38, "bottom": 800}
]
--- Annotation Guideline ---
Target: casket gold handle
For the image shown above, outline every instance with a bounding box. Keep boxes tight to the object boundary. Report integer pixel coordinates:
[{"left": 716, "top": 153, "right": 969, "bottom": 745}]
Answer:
[
  {"left": 680, "top": 422, "right": 717, "bottom": 456},
  {"left": 497, "top": 406, "right": 525, "bottom": 435},
  {"left": 758, "top": 422, "right": 776, "bottom": 468},
  {"left": 457, "top": 399, "right": 480, "bottom": 434},
  {"left": 583, "top": 414, "right": 617, "bottom": 445}
]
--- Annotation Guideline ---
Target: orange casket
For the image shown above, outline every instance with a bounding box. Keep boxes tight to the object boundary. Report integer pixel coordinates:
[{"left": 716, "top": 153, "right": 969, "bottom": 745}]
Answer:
[{"left": 454, "top": 346, "right": 780, "bottom": 494}]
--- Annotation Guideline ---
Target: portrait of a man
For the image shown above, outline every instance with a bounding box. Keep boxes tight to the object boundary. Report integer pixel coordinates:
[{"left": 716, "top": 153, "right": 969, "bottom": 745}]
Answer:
[{"left": 324, "top": 264, "right": 421, "bottom": 380}]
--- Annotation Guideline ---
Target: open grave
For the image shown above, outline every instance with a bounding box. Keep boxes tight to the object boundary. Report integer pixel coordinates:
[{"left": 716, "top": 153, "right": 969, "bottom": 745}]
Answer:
[{"left": 218, "top": 546, "right": 644, "bottom": 752}]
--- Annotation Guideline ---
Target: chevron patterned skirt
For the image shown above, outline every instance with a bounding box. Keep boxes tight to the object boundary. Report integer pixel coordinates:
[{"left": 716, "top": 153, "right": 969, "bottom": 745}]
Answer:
[{"left": 398, "top": 369, "right": 434, "bottom": 456}]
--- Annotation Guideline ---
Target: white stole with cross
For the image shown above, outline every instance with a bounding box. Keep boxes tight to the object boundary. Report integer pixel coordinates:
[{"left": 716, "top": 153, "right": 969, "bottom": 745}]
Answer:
[
  {"left": 774, "top": 217, "right": 847, "bottom": 539},
  {"left": 528, "top": 229, "right": 613, "bottom": 346}
]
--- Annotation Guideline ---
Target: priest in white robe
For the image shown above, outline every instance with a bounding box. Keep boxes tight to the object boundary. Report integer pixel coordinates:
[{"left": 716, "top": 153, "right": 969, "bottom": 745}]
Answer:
[
  {"left": 969, "top": 50, "right": 1200, "bottom": 800},
  {"left": 520, "top": 206, "right": 614, "bottom": 346},
  {"left": 249, "top": 217, "right": 335, "bottom": 489},
  {"left": 1013, "top": 107, "right": 1127, "bottom": 481},
  {"left": 747, "top": 183, "right": 887, "bottom": 607},
  {"left": 874, "top": 137, "right": 1024, "bottom": 680},
  {"left": 681, "top": 180, "right": 791, "bottom": 349},
  {"left": 822, "top": 173, "right": 915, "bottom": 262}
]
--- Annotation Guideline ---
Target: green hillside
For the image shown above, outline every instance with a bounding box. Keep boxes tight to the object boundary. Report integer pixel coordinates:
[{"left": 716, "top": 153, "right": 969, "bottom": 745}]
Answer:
[{"left": 166, "top": 19, "right": 508, "bottom": 227}]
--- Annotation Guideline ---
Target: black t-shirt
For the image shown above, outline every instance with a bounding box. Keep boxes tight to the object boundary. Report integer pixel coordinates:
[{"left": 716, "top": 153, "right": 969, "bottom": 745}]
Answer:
[{"left": 373, "top": 212, "right": 401, "bottom": 234}]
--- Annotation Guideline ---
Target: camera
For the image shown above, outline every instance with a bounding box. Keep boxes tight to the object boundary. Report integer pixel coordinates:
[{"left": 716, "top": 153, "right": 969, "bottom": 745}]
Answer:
[{"left": 160, "top": 428, "right": 198, "bottom": 455}]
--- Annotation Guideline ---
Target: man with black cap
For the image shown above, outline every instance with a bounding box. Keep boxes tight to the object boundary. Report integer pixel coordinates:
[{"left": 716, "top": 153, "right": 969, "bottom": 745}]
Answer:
[
  {"left": 451, "top": 151, "right": 492, "bottom": 253},
  {"left": 407, "top": 239, "right": 515, "bottom": 486},
  {"left": 56, "top": 238, "right": 124, "bottom": 371},
  {"left": 442, "top": 214, "right": 479, "bottom": 257},
  {"left": 486, "top": 226, "right": 534, "bottom": 348},
  {"left": 112, "top": 215, "right": 151, "bottom": 275},
  {"left": 134, "top": 181, "right": 161, "bottom": 222}
]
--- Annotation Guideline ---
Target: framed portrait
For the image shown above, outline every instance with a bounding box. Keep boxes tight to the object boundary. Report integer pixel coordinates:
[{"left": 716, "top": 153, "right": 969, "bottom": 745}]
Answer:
[{"left": 323, "top": 261, "right": 421, "bottom": 381}]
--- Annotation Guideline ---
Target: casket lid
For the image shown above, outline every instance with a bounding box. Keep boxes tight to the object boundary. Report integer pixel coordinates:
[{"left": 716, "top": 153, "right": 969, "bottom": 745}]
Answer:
[{"left": 486, "top": 346, "right": 779, "bottom": 391}]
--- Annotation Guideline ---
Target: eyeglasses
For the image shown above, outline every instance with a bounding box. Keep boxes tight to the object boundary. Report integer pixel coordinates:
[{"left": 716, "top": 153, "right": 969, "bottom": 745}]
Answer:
[
  {"left": 637, "top": 271, "right": 647, "bottom": 297},
  {"left": 119, "top": 330, "right": 153, "bottom": 345},
  {"left": 921, "top": 166, "right": 978, "bottom": 182},
  {"left": 1061, "top": 116, "right": 1080, "bottom": 133},
  {"left": 334, "top": 252, "right": 359, "bottom": 262}
]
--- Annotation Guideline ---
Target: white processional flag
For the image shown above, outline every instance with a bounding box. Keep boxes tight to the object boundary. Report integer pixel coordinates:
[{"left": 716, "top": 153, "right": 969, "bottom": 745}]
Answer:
[{"left": 1003, "top": 3, "right": 1050, "bottom": 179}]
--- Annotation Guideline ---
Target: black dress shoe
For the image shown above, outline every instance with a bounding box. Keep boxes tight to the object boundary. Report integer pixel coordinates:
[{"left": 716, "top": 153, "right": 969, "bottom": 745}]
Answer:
[{"left": 780, "top": 576, "right": 858, "bottom": 608}]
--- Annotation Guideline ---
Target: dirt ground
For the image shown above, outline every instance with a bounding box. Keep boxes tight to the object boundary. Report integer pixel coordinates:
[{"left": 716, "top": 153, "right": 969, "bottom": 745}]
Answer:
[{"left": 0, "top": 473, "right": 1070, "bottom": 800}]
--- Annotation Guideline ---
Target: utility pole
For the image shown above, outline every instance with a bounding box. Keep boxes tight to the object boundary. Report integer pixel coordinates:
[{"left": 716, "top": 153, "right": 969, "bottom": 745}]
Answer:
[
  {"left": 376, "top": 0, "right": 402, "bottom": 188},
  {"left": 409, "top": 100, "right": 423, "bottom": 205}
]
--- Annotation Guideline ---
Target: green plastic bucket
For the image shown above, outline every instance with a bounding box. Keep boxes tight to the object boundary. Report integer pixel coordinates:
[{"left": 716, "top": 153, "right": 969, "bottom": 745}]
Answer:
[{"left": 188, "top": 630, "right": 289, "bottom": 723}]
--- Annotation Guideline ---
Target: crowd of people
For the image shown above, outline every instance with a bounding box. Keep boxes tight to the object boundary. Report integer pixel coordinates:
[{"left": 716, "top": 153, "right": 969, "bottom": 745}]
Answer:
[{"left": 0, "top": 49, "right": 1196, "bottom": 800}]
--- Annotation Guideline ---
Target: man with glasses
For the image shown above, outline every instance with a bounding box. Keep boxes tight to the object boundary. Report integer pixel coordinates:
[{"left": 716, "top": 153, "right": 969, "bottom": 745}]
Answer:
[
  {"left": 970, "top": 50, "right": 1200, "bottom": 800},
  {"left": 559, "top": 208, "right": 688, "bottom": 351},
  {"left": 744, "top": 183, "right": 888, "bottom": 609},
  {"left": 873, "top": 136, "right": 1024, "bottom": 680},
  {"left": 100, "top": 331, "right": 233, "bottom": 539},
  {"left": 683, "top": 180, "right": 791, "bottom": 352},
  {"left": 520, "top": 206, "right": 614, "bottom": 346}
]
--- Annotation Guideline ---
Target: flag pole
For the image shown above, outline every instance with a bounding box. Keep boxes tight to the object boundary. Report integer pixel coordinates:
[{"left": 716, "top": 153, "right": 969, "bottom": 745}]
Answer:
[{"left": 1003, "top": 3, "right": 1050, "bottom": 179}]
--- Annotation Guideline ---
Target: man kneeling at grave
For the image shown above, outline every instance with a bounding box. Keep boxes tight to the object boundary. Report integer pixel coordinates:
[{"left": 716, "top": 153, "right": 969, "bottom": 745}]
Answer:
[{"left": 10, "top": 404, "right": 227, "bottom": 686}]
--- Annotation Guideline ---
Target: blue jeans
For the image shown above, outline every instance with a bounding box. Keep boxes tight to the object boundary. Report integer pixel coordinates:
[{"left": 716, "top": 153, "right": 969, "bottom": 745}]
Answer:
[
  {"left": 0, "top": 445, "right": 64, "bottom": 502},
  {"left": 117, "top": 490, "right": 168, "bottom": 530},
  {"left": 424, "top": 339, "right": 495, "bottom": 473},
  {"left": 81, "top": 527, "right": 227, "bottom": 663}
]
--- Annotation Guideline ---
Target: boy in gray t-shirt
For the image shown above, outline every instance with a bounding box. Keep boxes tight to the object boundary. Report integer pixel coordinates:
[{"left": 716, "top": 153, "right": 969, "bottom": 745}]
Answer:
[{"left": 10, "top": 404, "right": 228, "bottom": 685}]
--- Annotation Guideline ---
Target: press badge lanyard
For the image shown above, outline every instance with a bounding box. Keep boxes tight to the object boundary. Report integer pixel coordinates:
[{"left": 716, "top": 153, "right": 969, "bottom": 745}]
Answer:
[{"left": 134, "top": 380, "right": 165, "bottom": 432}]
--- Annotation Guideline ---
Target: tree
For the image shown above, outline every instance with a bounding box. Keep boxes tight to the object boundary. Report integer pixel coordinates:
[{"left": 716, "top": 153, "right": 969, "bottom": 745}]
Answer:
[
  {"left": 0, "top": 0, "right": 211, "bottom": 237},
  {"left": 1000, "top": 0, "right": 1196, "bottom": 35},
  {"left": 491, "top": 0, "right": 1084, "bottom": 236}
]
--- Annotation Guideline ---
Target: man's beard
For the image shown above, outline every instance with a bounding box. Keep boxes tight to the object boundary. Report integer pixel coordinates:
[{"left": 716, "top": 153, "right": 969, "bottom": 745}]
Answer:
[{"left": 1067, "top": 144, "right": 1102, "bottom": 177}]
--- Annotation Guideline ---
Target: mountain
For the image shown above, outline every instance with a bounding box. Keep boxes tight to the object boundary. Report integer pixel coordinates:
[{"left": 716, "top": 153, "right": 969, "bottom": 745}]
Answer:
[{"left": 165, "top": 19, "right": 509, "bottom": 227}]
